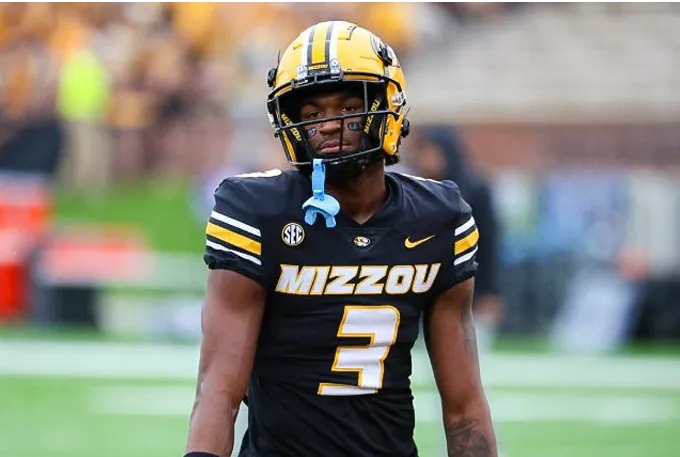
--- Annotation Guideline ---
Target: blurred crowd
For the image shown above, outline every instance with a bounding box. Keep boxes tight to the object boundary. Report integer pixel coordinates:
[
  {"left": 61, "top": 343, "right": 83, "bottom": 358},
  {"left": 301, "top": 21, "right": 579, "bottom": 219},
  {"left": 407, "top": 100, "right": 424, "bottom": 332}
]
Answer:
[
  {"left": 3, "top": 3, "right": 679, "bottom": 344},
  {"left": 0, "top": 2, "right": 528, "bottom": 191}
]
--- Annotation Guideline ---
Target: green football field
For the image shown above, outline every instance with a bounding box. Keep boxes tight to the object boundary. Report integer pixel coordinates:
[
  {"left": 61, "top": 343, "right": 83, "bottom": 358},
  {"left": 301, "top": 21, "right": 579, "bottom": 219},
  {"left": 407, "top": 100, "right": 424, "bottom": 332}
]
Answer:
[{"left": 1, "top": 336, "right": 679, "bottom": 457}]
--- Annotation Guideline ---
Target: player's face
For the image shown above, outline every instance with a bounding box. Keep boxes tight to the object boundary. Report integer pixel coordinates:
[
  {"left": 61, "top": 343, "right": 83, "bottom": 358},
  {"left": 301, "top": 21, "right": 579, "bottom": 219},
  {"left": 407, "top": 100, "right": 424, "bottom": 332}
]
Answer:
[{"left": 299, "top": 91, "right": 365, "bottom": 156}]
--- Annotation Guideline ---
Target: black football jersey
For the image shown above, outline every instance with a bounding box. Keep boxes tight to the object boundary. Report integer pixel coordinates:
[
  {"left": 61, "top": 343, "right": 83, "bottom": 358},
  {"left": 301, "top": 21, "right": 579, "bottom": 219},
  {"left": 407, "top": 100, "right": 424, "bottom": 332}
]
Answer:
[{"left": 203, "top": 168, "right": 479, "bottom": 457}]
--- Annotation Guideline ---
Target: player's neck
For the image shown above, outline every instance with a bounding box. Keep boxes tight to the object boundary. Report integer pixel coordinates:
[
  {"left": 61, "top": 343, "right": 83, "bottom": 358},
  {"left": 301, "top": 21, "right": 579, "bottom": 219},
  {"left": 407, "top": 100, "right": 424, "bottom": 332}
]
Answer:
[{"left": 326, "top": 162, "right": 386, "bottom": 225}]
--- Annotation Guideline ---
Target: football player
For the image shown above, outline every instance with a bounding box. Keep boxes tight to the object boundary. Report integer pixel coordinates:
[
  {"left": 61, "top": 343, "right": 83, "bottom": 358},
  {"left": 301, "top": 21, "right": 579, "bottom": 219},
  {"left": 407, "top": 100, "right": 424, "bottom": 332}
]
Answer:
[{"left": 185, "top": 21, "right": 497, "bottom": 457}]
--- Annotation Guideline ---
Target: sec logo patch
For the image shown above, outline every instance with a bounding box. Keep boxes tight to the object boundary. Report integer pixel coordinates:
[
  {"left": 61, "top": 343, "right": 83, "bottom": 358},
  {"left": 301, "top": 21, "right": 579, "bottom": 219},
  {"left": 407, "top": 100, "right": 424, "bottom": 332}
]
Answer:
[{"left": 282, "top": 222, "right": 305, "bottom": 247}]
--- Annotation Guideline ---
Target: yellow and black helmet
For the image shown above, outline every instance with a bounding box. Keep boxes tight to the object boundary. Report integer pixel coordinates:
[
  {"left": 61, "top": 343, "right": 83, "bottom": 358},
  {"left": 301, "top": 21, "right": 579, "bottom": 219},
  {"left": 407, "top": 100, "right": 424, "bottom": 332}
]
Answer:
[{"left": 266, "top": 21, "right": 410, "bottom": 171}]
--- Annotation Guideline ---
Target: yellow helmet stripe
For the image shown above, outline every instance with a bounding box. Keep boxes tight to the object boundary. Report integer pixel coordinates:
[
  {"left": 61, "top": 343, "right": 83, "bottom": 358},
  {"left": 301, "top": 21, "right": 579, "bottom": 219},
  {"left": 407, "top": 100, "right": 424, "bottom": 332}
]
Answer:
[
  {"left": 300, "top": 22, "right": 340, "bottom": 68},
  {"left": 310, "top": 22, "right": 329, "bottom": 64}
]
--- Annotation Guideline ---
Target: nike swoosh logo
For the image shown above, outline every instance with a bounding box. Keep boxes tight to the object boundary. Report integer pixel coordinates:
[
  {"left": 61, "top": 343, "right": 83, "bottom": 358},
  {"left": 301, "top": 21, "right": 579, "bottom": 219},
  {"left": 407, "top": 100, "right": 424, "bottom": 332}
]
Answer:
[{"left": 404, "top": 235, "right": 436, "bottom": 249}]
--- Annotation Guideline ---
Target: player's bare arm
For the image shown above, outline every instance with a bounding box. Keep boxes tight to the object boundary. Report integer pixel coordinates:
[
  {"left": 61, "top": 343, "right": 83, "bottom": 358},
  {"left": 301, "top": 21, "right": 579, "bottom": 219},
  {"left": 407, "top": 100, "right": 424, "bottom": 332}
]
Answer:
[
  {"left": 186, "top": 270, "right": 266, "bottom": 457},
  {"left": 425, "top": 277, "right": 498, "bottom": 457}
]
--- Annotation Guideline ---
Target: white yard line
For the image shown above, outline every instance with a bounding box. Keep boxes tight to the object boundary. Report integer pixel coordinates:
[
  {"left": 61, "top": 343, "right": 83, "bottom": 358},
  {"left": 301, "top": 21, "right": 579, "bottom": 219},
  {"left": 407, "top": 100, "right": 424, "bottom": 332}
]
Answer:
[
  {"left": 0, "top": 340, "right": 200, "bottom": 380},
  {"left": 486, "top": 391, "right": 677, "bottom": 424},
  {"left": 1, "top": 338, "right": 676, "bottom": 451},
  {"left": 415, "top": 390, "right": 678, "bottom": 424},
  {"left": 87, "top": 384, "right": 678, "bottom": 425},
  {"left": 88, "top": 385, "right": 196, "bottom": 417},
  {"left": 2, "top": 339, "right": 680, "bottom": 390},
  {"left": 412, "top": 350, "right": 680, "bottom": 390},
  {"left": 87, "top": 384, "right": 249, "bottom": 457}
]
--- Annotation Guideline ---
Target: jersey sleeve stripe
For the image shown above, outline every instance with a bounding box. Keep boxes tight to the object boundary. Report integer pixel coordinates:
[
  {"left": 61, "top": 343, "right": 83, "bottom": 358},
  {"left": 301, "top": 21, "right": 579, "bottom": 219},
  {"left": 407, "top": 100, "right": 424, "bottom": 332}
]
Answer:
[
  {"left": 454, "top": 246, "right": 478, "bottom": 266},
  {"left": 454, "top": 215, "right": 476, "bottom": 236},
  {"left": 206, "top": 222, "right": 262, "bottom": 255},
  {"left": 210, "top": 210, "right": 261, "bottom": 237},
  {"left": 454, "top": 227, "right": 479, "bottom": 255},
  {"left": 206, "top": 240, "right": 261, "bottom": 266}
]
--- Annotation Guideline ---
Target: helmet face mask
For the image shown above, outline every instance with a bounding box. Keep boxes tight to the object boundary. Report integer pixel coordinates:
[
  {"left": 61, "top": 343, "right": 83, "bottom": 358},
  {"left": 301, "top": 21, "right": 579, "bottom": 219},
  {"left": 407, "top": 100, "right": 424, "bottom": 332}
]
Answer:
[
  {"left": 269, "top": 79, "right": 395, "bottom": 168},
  {"left": 266, "top": 21, "right": 410, "bottom": 175}
]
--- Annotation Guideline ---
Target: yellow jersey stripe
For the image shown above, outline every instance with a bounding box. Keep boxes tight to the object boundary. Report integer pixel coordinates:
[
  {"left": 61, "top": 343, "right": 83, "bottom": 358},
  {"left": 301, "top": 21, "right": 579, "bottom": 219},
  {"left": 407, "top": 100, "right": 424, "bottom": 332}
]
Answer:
[
  {"left": 310, "top": 22, "right": 329, "bottom": 64},
  {"left": 454, "top": 228, "right": 479, "bottom": 255},
  {"left": 206, "top": 240, "right": 261, "bottom": 266},
  {"left": 206, "top": 222, "right": 261, "bottom": 256}
]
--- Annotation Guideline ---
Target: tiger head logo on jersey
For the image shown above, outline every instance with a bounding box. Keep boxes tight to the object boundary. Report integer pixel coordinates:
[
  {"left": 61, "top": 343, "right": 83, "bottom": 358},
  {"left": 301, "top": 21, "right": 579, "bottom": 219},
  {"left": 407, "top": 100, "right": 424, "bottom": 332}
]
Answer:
[{"left": 266, "top": 21, "right": 410, "bottom": 177}]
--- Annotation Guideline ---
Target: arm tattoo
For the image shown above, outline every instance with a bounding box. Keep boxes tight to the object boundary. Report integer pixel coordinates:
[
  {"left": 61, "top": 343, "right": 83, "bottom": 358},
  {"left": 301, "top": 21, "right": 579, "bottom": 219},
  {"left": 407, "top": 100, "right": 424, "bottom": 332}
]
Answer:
[{"left": 446, "top": 419, "right": 492, "bottom": 457}]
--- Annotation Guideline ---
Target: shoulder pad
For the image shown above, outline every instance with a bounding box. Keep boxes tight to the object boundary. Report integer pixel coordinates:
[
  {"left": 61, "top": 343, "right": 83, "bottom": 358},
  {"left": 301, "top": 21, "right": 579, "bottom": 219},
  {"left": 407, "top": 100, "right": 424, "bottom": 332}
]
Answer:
[
  {"left": 393, "top": 172, "right": 471, "bottom": 222},
  {"left": 219, "top": 169, "right": 299, "bottom": 217}
]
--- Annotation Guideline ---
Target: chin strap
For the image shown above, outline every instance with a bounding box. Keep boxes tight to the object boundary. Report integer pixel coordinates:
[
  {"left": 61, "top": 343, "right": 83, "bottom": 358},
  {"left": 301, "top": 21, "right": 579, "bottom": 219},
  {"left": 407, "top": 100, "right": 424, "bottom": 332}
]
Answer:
[{"left": 302, "top": 158, "right": 340, "bottom": 228}]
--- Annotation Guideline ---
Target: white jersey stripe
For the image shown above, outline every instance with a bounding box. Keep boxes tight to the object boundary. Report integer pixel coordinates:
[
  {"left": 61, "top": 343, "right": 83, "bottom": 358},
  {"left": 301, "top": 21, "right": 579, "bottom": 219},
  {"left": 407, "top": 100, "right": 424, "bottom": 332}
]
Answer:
[
  {"left": 454, "top": 246, "right": 478, "bottom": 266},
  {"left": 455, "top": 216, "right": 476, "bottom": 236},
  {"left": 206, "top": 240, "right": 261, "bottom": 266},
  {"left": 210, "top": 211, "right": 260, "bottom": 237}
]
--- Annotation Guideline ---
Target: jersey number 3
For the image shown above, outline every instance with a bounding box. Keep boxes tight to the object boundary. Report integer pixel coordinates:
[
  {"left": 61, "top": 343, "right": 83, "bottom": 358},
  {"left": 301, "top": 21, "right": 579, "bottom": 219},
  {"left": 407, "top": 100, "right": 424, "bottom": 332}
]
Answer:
[{"left": 318, "top": 305, "right": 401, "bottom": 396}]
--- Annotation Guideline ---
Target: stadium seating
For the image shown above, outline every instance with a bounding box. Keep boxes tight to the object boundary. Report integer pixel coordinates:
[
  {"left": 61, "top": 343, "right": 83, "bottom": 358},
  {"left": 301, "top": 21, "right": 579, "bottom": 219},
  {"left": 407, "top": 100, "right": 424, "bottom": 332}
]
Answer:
[{"left": 406, "top": 4, "right": 680, "bottom": 122}]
